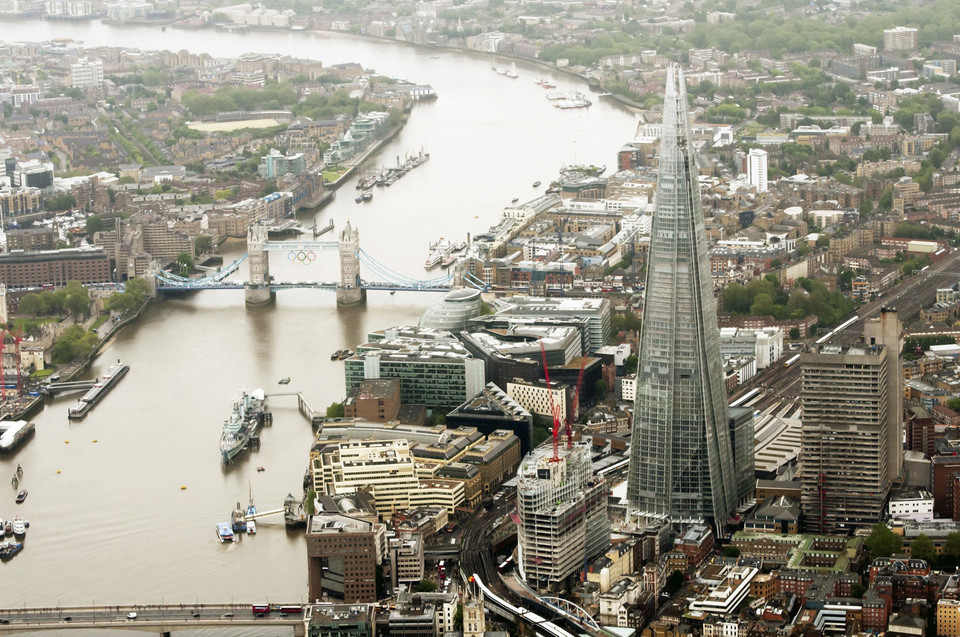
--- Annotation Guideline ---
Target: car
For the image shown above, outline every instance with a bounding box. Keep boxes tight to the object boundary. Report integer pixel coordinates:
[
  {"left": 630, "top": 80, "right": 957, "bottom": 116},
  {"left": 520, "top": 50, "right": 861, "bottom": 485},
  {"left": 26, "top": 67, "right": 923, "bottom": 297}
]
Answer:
[
  {"left": 63, "top": 617, "right": 72, "bottom": 622},
  {"left": 222, "top": 612, "right": 234, "bottom": 618},
  {"left": 0, "top": 618, "right": 9, "bottom": 624},
  {"left": 192, "top": 612, "right": 201, "bottom": 618},
  {"left": 127, "top": 612, "right": 137, "bottom": 620}
]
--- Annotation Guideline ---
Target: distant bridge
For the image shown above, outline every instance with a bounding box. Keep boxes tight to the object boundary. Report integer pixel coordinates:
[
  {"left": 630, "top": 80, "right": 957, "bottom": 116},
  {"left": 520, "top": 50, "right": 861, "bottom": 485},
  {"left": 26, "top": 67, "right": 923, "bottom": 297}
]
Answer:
[
  {"left": 0, "top": 603, "right": 307, "bottom": 635},
  {"left": 145, "top": 221, "right": 482, "bottom": 306}
]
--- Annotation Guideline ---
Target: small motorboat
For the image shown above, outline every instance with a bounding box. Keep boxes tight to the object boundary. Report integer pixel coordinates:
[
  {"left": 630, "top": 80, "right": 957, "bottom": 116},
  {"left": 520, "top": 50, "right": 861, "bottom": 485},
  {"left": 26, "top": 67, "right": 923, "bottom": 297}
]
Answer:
[
  {"left": 278, "top": 377, "right": 291, "bottom": 385},
  {"left": 3, "top": 521, "right": 11, "bottom": 536},
  {"left": 532, "top": 181, "right": 542, "bottom": 188},
  {"left": 257, "top": 466, "right": 265, "bottom": 472},
  {"left": 15, "top": 489, "right": 27, "bottom": 504},
  {"left": 511, "top": 197, "right": 519, "bottom": 203},
  {"left": 12, "top": 517, "right": 25, "bottom": 538}
]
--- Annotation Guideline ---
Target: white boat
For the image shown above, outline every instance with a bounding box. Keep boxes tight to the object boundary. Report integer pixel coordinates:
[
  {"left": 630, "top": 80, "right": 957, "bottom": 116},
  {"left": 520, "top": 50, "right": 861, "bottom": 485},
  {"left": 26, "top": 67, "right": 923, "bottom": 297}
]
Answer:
[
  {"left": 247, "top": 519, "right": 257, "bottom": 534},
  {"left": 424, "top": 251, "right": 442, "bottom": 269},
  {"left": 505, "top": 71, "right": 519, "bottom": 79},
  {"left": 494, "top": 67, "right": 507, "bottom": 75},
  {"left": 216, "top": 522, "right": 234, "bottom": 542},
  {"left": 12, "top": 516, "right": 25, "bottom": 537}
]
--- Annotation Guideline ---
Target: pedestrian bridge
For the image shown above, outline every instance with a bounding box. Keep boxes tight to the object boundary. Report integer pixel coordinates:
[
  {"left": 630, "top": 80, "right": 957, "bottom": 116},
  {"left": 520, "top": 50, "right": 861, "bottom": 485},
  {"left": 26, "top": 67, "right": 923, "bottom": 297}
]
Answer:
[{"left": 0, "top": 603, "right": 307, "bottom": 635}]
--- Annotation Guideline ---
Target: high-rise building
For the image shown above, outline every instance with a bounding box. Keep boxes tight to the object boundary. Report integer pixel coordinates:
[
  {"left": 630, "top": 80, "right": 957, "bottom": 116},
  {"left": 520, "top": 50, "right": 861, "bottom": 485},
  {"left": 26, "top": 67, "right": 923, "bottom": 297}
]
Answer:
[
  {"left": 883, "top": 26, "right": 919, "bottom": 51},
  {"left": 517, "top": 442, "right": 609, "bottom": 591},
  {"left": 627, "top": 66, "right": 748, "bottom": 528},
  {"left": 800, "top": 342, "right": 892, "bottom": 533},
  {"left": 746, "top": 148, "right": 768, "bottom": 193},
  {"left": 865, "top": 309, "right": 904, "bottom": 481}
]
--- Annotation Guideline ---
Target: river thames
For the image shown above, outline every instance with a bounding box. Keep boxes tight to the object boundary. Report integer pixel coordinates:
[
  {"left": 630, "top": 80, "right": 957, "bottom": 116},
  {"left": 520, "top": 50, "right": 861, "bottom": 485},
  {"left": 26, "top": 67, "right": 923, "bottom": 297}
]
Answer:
[{"left": 0, "top": 21, "right": 638, "bottom": 608}]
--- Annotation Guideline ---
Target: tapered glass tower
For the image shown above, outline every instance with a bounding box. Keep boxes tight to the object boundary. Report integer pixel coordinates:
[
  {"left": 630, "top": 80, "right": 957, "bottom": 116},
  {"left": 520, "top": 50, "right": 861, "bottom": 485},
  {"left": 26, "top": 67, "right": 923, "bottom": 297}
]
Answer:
[{"left": 627, "top": 66, "right": 738, "bottom": 527}]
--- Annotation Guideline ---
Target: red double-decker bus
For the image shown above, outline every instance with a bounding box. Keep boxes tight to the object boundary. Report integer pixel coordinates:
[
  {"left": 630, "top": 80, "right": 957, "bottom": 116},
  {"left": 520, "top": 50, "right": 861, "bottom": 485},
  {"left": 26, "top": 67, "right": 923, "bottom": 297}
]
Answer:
[
  {"left": 279, "top": 605, "right": 303, "bottom": 615},
  {"left": 252, "top": 604, "right": 271, "bottom": 615}
]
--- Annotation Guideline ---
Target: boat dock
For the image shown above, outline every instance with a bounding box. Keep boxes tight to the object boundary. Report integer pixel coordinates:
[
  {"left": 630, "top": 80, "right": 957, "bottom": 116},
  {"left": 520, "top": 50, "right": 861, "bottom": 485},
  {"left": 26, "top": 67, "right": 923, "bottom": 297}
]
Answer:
[
  {"left": 0, "top": 421, "right": 34, "bottom": 453},
  {"left": 67, "top": 363, "right": 130, "bottom": 420}
]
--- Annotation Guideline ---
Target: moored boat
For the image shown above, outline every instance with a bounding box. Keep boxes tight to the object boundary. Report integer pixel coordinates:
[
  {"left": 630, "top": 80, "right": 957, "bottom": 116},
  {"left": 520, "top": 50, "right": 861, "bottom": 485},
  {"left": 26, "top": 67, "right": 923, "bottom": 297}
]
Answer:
[
  {"left": 216, "top": 522, "right": 234, "bottom": 542},
  {"left": 532, "top": 181, "right": 542, "bottom": 188},
  {"left": 219, "top": 389, "right": 267, "bottom": 464},
  {"left": 12, "top": 516, "right": 25, "bottom": 538},
  {"left": 330, "top": 350, "right": 343, "bottom": 360},
  {"left": 0, "top": 541, "right": 23, "bottom": 561},
  {"left": 15, "top": 489, "right": 27, "bottom": 503}
]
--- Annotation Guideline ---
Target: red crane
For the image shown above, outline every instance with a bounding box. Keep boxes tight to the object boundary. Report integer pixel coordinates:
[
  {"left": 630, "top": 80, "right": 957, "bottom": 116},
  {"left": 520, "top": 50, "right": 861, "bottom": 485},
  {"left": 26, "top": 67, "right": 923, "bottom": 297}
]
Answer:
[
  {"left": 566, "top": 357, "right": 588, "bottom": 449},
  {"left": 539, "top": 338, "right": 562, "bottom": 463}
]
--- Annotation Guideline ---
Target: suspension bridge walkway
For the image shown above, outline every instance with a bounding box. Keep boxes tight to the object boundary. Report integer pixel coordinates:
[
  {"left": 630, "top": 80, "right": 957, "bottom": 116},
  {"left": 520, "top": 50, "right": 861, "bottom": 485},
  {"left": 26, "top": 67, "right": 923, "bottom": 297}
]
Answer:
[{"left": 146, "top": 221, "right": 485, "bottom": 306}]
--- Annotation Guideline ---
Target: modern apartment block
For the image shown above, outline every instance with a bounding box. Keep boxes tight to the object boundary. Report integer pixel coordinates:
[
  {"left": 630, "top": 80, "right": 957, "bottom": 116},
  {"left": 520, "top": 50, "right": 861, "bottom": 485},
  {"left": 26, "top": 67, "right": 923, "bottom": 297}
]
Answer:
[
  {"left": 517, "top": 442, "right": 609, "bottom": 591},
  {"left": 746, "top": 148, "right": 768, "bottom": 193},
  {"left": 627, "top": 66, "right": 746, "bottom": 528},
  {"left": 800, "top": 344, "right": 891, "bottom": 533}
]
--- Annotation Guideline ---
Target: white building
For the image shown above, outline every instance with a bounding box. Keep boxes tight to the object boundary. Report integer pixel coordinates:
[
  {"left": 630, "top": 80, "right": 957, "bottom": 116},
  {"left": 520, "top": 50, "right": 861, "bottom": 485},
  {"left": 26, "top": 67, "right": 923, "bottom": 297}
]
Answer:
[
  {"left": 688, "top": 565, "right": 758, "bottom": 615},
  {"left": 888, "top": 489, "right": 934, "bottom": 522},
  {"left": 70, "top": 58, "right": 103, "bottom": 91},
  {"left": 506, "top": 379, "right": 568, "bottom": 423},
  {"left": 719, "top": 327, "right": 784, "bottom": 369},
  {"left": 312, "top": 439, "right": 421, "bottom": 519},
  {"left": 746, "top": 148, "right": 768, "bottom": 193}
]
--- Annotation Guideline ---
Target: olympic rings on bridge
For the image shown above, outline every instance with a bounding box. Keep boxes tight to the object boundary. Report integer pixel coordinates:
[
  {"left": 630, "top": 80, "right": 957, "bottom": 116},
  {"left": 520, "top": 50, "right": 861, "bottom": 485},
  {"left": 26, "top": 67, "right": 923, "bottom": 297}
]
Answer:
[{"left": 287, "top": 251, "right": 317, "bottom": 264}]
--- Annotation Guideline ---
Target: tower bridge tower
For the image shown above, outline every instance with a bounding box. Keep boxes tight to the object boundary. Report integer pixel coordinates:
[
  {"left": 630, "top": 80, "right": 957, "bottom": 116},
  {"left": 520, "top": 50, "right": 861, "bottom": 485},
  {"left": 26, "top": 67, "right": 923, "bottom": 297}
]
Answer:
[
  {"left": 244, "top": 222, "right": 275, "bottom": 305},
  {"left": 336, "top": 220, "right": 366, "bottom": 307}
]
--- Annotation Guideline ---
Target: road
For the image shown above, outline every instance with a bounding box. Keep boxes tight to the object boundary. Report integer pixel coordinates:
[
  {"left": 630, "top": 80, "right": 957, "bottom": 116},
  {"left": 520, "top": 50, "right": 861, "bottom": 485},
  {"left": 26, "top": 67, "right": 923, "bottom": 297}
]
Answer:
[
  {"left": 731, "top": 246, "right": 960, "bottom": 410},
  {"left": 0, "top": 603, "right": 302, "bottom": 631}
]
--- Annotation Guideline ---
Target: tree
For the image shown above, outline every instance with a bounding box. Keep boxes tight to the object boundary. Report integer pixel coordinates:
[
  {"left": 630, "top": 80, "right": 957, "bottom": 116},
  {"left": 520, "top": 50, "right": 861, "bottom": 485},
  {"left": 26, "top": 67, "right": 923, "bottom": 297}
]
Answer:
[
  {"left": 18, "top": 293, "right": 42, "bottom": 317},
  {"left": 415, "top": 580, "right": 438, "bottom": 593},
  {"left": 789, "top": 327, "right": 801, "bottom": 340},
  {"left": 86, "top": 216, "right": 104, "bottom": 236},
  {"left": 594, "top": 379, "right": 608, "bottom": 400},
  {"left": 176, "top": 252, "right": 194, "bottom": 274},
  {"left": 865, "top": 522, "right": 903, "bottom": 559},
  {"left": 666, "top": 570, "right": 685, "bottom": 595},
  {"left": 851, "top": 583, "right": 866, "bottom": 598},
  {"left": 195, "top": 235, "right": 213, "bottom": 254},
  {"left": 724, "top": 546, "right": 741, "bottom": 558},
  {"left": 64, "top": 292, "right": 89, "bottom": 319},
  {"left": 624, "top": 354, "right": 638, "bottom": 375},
  {"left": 454, "top": 603, "right": 463, "bottom": 631},
  {"left": 326, "top": 402, "right": 345, "bottom": 418},
  {"left": 305, "top": 490, "right": 317, "bottom": 515},
  {"left": 911, "top": 534, "right": 937, "bottom": 565}
]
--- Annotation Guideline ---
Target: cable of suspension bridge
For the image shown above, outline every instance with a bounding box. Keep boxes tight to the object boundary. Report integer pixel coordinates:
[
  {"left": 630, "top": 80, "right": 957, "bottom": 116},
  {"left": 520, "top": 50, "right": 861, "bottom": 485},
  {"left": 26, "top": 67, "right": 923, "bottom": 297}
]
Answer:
[{"left": 356, "top": 249, "right": 452, "bottom": 287}]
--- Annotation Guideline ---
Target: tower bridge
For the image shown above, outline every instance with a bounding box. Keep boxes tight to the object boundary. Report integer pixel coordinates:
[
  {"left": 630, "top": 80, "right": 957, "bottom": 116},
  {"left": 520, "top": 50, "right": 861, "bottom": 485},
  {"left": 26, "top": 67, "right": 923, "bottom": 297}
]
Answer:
[{"left": 144, "top": 222, "right": 481, "bottom": 306}]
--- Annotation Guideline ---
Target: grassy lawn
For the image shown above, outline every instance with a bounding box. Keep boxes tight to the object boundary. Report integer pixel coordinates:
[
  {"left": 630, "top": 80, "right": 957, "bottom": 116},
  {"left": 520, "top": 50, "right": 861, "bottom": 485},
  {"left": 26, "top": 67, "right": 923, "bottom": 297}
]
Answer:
[
  {"left": 30, "top": 368, "right": 55, "bottom": 380},
  {"left": 12, "top": 317, "right": 56, "bottom": 332},
  {"left": 322, "top": 167, "right": 348, "bottom": 184},
  {"left": 91, "top": 315, "right": 109, "bottom": 330}
]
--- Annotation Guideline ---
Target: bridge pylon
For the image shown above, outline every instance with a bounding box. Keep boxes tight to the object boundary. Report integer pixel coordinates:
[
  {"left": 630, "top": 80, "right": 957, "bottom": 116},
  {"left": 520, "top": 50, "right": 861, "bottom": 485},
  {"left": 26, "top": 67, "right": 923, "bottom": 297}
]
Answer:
[
  {"left": 337, "top": 220, "right": 366, "bottom": 307},
  {"left": 245, "top": 222, "right": 276, "bottom": 305}
]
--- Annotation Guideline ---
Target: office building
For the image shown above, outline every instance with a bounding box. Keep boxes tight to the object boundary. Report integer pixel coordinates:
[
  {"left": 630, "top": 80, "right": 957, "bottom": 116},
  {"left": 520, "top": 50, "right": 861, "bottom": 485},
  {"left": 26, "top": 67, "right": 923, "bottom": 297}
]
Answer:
[
  {"left": 6, "top": 227, "right": 56, "bottom": 252},
  {"left": 627, "top": 66, "right": 744, "bottom": 528},
  {"left": 517, "top": 441, "right": 609, "bottom": 591},
  {"left": 884, "top": 26, "right": 919, "bottom": 51},
  {"left": 491, "top": 296, "right": 611, "bottom": 354},
  {"left": 306, "top": 604, "right": 375, "bottom": 637},
  {"left": 800, "top": 343, "right": 891, "bottom": 533},
  {"left": 344, "top": 329, "right": 485, "bottom": 411},
  {"left": 419, "top": 288, "right": 483, "bottom": 332},
  {"left": 446, "top": 382, "right": 534, "bottom": 454},
  {"left": 12, "top": 160, "right": 53, "bottom": 190},
  {"left": 746, "top": 148, "right": 769, "bottom": 193},
  {"left": 70, "top": 57, "right": 104, "bottom": 91},
  {"left": 306, "top": 508, "right": 386, "bottom": 603},
  {"left": 461, "top": 429, "right": 521, "bottom": 495},
  {"left": 312, "top": 439, "right": 421, "bottom": 518}
]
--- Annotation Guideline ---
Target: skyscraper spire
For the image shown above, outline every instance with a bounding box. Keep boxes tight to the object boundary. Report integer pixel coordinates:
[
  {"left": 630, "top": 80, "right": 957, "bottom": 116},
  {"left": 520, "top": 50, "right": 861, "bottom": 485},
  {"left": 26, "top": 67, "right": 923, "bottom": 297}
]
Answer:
[{"left": 626, "top": 65, "right": 742, "bottom": 528}]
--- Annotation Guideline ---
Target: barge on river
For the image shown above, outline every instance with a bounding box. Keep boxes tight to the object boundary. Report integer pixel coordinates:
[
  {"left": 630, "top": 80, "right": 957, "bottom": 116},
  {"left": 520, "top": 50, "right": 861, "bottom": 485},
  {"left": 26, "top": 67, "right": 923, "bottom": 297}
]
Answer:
[{"left": 67, "top": 362, "right": 130, "bottom": 420}]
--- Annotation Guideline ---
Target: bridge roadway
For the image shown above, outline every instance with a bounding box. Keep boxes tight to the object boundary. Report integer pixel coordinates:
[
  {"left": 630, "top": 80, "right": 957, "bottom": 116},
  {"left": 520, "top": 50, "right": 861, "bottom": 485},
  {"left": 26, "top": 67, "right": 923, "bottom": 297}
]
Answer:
[
  {"left": 730, "top": 246, "right": 960, "bottom": 412},
  {"left": 155, "top": 279, "right": 455, "bottom": 293},
  {"left": 0, "top": 603, "right": 305, "bottom": 635}
]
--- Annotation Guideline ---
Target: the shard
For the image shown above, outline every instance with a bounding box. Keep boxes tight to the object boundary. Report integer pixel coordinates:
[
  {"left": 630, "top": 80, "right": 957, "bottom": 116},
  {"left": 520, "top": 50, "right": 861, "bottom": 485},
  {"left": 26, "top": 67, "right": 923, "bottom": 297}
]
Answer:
[{"left": 626, "top": 66, "right": 739, "bottom": 527}]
